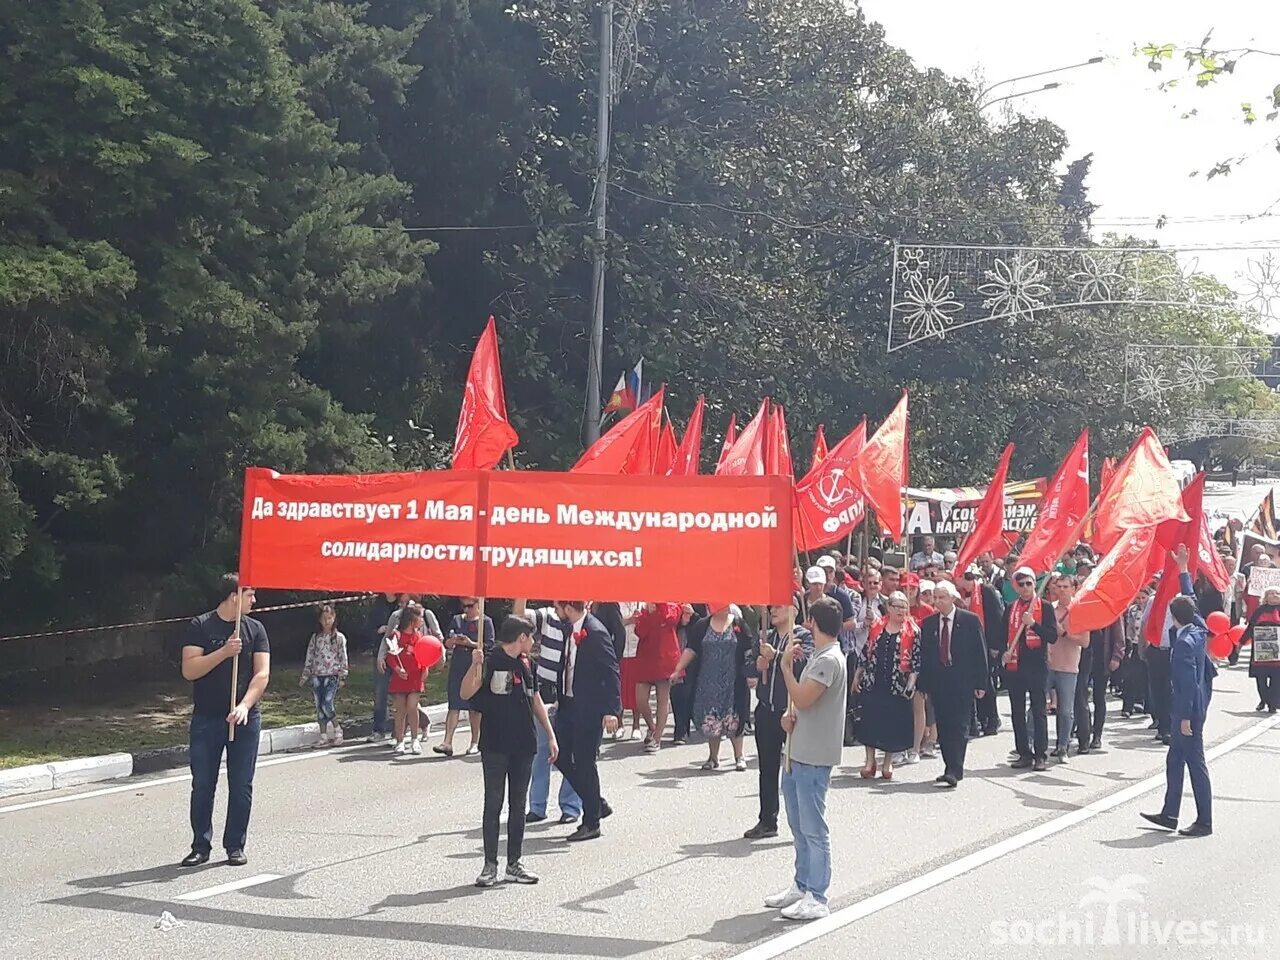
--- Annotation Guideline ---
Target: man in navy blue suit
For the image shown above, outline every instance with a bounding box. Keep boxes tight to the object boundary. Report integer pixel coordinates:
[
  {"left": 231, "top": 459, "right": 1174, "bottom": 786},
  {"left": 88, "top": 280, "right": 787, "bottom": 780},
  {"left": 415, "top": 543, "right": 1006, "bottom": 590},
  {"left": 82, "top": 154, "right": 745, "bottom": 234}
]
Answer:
[{"left": 551, "top": 600, "right": 621, "bottom": 841}]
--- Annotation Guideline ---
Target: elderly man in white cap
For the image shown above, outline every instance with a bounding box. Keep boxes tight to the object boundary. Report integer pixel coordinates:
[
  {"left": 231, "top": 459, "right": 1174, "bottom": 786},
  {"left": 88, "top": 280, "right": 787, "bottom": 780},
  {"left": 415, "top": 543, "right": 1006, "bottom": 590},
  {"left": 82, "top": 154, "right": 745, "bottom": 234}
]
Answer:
[
  {"left": 814, "top": 555, "right": 859, "bottom": 651},
  {"left": 1000, "top": 566, "right": 1059, "bottom": 771}
]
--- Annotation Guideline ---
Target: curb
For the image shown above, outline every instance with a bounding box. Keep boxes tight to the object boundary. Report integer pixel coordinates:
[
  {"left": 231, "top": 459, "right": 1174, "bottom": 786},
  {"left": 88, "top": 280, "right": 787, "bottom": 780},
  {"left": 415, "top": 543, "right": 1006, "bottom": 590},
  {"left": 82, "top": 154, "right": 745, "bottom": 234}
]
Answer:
[{"left": 1, "top": 703, "right": 453, "bottom": 800}]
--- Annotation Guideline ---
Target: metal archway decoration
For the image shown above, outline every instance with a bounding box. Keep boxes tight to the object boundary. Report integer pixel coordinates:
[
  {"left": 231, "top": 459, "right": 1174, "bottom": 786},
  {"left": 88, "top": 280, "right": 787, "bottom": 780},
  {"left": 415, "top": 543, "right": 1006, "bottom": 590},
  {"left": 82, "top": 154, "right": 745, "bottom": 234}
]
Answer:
[
  {"left": 1163, "top": 410, "right": 1280, "bottom": 444},
  {"left": 887, "top": 243, "right": 1280, "bottom": 352},
  {"left": 1122, "top": 342, "right": 1280, "bottom": 403}
]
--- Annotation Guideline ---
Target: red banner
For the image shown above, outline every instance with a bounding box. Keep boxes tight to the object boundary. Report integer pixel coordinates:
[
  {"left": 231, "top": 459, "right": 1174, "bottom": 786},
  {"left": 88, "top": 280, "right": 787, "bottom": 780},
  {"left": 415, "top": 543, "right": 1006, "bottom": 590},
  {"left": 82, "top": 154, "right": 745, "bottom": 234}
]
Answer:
[{"left": 239, "top": 468, "right": 794, "bottom": 604}]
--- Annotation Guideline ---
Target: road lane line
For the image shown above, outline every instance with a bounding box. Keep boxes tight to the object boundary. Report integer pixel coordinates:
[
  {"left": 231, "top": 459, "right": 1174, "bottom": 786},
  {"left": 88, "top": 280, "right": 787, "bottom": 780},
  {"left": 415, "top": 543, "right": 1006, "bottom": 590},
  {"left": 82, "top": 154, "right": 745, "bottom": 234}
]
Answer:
[
  {"left": 172, "top": 873, "right": 283, "bottom": 901},
  {"left": 731, "top": 714, "right": 1280, "bottom": 960}
]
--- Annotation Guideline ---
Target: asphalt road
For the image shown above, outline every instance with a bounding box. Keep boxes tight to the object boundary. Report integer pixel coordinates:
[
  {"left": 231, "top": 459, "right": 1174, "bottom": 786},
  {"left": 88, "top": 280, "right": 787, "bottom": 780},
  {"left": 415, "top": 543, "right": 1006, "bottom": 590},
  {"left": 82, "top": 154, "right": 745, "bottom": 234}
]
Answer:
[{"left": 4, "top": 665, "right": 1276, "bottom": 960}]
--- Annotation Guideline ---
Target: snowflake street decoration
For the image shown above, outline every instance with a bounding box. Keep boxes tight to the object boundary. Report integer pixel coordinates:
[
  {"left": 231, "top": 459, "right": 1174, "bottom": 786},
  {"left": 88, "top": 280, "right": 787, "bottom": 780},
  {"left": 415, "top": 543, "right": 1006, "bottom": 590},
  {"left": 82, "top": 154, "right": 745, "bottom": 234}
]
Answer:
[
  {"left": 1174, "top": 353, "right": 1217, "bottom": 393},
  {"left": 888, "top": 243, "right": 1280, "bottom": 351},
  {"left": 897, "top": 274, "right": 963, "bottom": 341},
  {"left": 1124, "top": 343, "right": 1280, "bottom": 402},
  {"left": 979, "top": 255, "right": 1049, "bottom": 322},
  {"left": 1243, "top": 253, "right": 1280, "bottom": 323},
  {"left": 897, "top": 247, "right": 929, "bottom": 283},
  {"left": 1070, "top": 253, "right": 1125, "bottom": 302},
  {"left": 1132, "top": 364, "right": 1172, "bottom": 400}
]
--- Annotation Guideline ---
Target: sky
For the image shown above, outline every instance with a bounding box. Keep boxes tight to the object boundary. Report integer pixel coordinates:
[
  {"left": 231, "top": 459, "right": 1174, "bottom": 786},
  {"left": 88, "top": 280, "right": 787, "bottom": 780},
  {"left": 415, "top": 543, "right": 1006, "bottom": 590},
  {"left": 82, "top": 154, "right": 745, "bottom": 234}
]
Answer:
[{"left": 856, "top": 0, "right": 1280, "bottom": 310}]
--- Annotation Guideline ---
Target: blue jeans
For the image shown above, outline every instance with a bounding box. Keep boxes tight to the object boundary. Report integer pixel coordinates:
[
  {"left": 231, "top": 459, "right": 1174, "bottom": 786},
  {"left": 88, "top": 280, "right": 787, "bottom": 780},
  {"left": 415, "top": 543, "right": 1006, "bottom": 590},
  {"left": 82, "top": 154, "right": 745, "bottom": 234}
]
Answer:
[
  {"left": 1048, "top": 670, "right": 1078, "bottom": 751},
  {"left": 189, "top": 711, "right": 261, "bottom": 854},
  {"left": 1162, "top": 720, "right": 1212, "bottom": 827},
  {"left": 529, "top": 705, "right": 581, "bottom": 818},
  {"left": 372, "top": 667, "right": 391, "bottom": 734},
  {"left": 312, "top": 676, "right": 339, "bottom": 728},
  {"left": 782, "top": 760, "right": 833, "bottom": 903}
]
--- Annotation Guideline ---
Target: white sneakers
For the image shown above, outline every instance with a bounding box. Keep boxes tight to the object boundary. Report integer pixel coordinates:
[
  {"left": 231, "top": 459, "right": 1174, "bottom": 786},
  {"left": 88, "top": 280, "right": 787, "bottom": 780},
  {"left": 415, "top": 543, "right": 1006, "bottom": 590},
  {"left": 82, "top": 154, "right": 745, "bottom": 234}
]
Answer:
[
  {"left": 394, "top": 738, "right": 410, "bottom": 754},
  {"left": 410, "top": 736, "right": 423, "bottom": 755},
  {"left": 764, "top": 884, "right": 805, "bottom": 909},
  {"left": 899, "top": 750, "right": 920, "bottom": 765},
  {"left": 331, "top": 724, "right": 344, "bottom": 746},
  {"left": 781, "top": 892, "right": 830, "bottom": 921}
]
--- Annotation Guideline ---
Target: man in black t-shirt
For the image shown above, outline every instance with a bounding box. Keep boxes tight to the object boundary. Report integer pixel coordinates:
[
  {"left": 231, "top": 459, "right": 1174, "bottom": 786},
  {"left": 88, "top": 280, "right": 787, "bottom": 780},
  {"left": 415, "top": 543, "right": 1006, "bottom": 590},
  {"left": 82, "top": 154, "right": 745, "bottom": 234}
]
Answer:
[
  {"left": 179, "top": 574, "right": 271, "bottom": 868},
  {"left": 462, "top": 615, "right": 559, "bottom": 888}
]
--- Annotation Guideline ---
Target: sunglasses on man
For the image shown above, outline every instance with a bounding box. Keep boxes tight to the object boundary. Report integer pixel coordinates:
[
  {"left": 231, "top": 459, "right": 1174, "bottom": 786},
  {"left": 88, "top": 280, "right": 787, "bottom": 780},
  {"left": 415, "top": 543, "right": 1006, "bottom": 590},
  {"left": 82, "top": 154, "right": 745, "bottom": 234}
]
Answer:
[{"left": 1015, "top": 577, "right": 1034, "bottom": 587}]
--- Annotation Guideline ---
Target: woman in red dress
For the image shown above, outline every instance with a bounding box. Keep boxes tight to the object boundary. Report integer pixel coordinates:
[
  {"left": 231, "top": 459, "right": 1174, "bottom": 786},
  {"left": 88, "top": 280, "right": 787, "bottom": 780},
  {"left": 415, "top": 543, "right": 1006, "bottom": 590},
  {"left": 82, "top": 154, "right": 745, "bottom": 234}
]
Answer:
[{"left": 634, "top": 602, "right": 682, "bottom": 752}]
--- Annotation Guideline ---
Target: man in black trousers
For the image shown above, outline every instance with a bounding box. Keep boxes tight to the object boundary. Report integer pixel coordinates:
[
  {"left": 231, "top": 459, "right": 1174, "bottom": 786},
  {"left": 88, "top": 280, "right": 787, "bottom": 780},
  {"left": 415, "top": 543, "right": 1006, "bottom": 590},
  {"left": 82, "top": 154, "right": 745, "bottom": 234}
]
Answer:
[
  {"left": 1002, "top": 566, "right": 1059, "bottom": 772},
  {"left": 959, "top": 567, "right": 1004, "bottom": 736},
  {"left": 919, "top": 582, "right": 989, "bottom": 788},
  {"left": 552, "top": 600, "right": 621, "bottom": 841},
  {"left": 744, "top": 601, "right": 813, "bottom": 839}
]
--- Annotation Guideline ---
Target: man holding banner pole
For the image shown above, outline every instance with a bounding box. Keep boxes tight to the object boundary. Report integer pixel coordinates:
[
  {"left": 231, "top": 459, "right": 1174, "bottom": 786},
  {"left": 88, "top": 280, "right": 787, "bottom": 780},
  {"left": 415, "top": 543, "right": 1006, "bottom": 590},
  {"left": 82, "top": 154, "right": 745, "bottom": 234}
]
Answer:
[{"left": 179, "top": 574, "right": 270, "bottom": 868}]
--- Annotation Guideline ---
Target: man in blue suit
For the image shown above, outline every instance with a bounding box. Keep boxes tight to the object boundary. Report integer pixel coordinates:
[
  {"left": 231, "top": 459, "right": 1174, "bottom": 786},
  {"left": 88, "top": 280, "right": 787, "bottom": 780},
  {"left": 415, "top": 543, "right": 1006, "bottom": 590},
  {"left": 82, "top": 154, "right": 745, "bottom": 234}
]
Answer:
[
  {"left": 1142, "top": 544, "right": 1216, "bottom": 837},
  {"left": 552, "top": 600, "right": 621, "bottom": 841}
]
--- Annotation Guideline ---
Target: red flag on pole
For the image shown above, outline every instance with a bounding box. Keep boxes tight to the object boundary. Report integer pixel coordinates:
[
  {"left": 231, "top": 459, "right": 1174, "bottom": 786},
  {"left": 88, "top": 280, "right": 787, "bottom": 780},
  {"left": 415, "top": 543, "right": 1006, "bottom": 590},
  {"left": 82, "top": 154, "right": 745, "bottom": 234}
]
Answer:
[
  {"left": 1070, "top": 526, "right": 1161, "bottom": 633},
  {"left": 952, "top": 444, "right": 1015, "bottom": 577},
  {"left": 811, "top": 425, "right": 829, "bottom": 472},
  {"left": 1143, "top": 473, "right": 1207, "bottom": 646},
  {"left": 572, "top": 388, "right": 665, "bottom": 475},
  {"left": 717, "top": 414, "right": 738, "bottom": 471},
  {"left": 654, "top": 417, "right": 678, "bottom": 476},
  {"left": 1016, "top": 429, "right": 1090, "bottom": 574},
  {"left": 717, "top": 398, "right": 769, "bottom": 476},
  {"left": 766, "top": 404, "right": 794, "bottom": 479},
  {"left": 451, "top": 316, "right": 520, "bottom": 470},
  {"left": 1092, "top": 427, "right": 1188, "bottom": 555},
  {"left": 1198, "top": 514, "right": 1231, "bottom": 592},
  {"left": 670, "top": 395, "right": 705, "bottom": 477},
  {"left": 850, "top": 391, "right": 909, "bottom": 542},
  {"left": 794, "top": 420, "right": 867, "bottom": 551}
]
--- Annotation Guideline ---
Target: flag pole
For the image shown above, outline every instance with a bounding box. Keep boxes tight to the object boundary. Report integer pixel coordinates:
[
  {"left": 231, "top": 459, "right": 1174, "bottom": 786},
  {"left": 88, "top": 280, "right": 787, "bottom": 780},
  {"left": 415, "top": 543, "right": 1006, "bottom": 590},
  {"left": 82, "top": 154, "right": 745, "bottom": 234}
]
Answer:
[{"left": 228, "top": 594, "right": 243, "bottom": 742}]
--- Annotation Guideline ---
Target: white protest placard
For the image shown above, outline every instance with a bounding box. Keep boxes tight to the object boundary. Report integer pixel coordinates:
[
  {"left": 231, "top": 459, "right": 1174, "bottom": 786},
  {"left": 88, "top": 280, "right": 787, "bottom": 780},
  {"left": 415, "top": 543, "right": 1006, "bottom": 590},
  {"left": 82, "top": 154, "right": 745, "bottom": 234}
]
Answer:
[{"left": 1248, "top": 566, "right": 1280, "bottom": 597}]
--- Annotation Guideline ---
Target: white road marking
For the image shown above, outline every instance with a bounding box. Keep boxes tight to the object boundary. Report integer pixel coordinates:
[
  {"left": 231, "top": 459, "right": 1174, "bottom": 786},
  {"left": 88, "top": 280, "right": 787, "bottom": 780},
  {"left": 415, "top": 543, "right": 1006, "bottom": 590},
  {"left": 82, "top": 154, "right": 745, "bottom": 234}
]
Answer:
[
  {"left": 0, "top": 722, "right": 477, "bottom": 815},
  {"left": 732, "top": 714, "right": 1280, "bottom": 960},
  {"left": 172, "top": 873, "right": 283, "bottom": 901}
]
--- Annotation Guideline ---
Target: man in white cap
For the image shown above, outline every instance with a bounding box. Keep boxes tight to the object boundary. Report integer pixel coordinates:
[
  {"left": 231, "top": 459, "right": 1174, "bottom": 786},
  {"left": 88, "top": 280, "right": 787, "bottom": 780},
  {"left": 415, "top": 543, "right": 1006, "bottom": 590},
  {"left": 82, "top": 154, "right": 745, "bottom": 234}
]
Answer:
[
  {"left": 1001, "top": 566, "right": 1059, "bottom": 772},
  {"left": 814, "top": 555, "right": 859, "bottom": 647}
]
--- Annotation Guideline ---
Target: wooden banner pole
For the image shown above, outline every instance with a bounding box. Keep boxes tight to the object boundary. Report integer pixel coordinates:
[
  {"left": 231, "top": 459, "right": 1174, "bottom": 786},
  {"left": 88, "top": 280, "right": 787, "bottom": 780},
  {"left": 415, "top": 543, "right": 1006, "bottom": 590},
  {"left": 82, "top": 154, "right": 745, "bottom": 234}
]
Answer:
[{"left": 228, "top": 594, "right": 244, "bottom": 742}]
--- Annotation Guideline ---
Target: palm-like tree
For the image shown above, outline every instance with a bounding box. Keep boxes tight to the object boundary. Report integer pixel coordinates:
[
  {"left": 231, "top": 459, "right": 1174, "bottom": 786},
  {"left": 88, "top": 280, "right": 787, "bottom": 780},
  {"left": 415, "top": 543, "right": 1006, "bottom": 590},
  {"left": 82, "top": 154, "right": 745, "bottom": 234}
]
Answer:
[{"left": 1079, "top": 874, "right": 1147, "bottom": 944}]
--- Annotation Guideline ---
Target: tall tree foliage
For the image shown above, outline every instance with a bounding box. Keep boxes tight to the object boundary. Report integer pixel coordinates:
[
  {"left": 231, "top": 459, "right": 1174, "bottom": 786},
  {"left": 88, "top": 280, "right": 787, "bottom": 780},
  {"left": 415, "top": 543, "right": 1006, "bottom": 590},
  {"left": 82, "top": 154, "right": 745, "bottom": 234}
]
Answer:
[{"left": 0, "top": 0, "right": 427, "bottom": 623}]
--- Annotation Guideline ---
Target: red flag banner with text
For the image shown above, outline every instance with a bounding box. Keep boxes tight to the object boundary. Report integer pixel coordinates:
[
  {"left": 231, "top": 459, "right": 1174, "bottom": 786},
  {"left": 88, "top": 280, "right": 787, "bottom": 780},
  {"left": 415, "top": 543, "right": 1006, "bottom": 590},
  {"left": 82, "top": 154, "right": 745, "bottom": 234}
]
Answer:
[
  {"left": 794, "top": 420, "right": 867, "bottom": 550},
  {"left": 239, "top": 468, "right": 794, "bottom": 604}
]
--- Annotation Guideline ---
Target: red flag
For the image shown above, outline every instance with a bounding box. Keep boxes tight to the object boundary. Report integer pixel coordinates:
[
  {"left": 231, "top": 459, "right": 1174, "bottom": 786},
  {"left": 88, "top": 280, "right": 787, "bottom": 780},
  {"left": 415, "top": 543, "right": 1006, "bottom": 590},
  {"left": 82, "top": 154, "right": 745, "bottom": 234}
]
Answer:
[
  {"left": 1143, "top": 473, "right": 1207, "bottom": 645},
  {"left": 794, "top": 420, "right": 867, "bottom": 550},
  {"left": 811, "top": 425, "right": 829, "bottom": 471},
  {"left": 1092, "top": 427, "right": 1188, "bottom": 554},
  {"left": 717, "top": 414, "right": 738, "bottom": 470},
  {"left": 654, "top": 417, "right": 678, "bottom": 476},
  {"left": 1198, "top": 514, "right": 1231, "bottom": 592},
  {"left": 767, "top": 404, "right": 794, "bottom": 479},
  {"left": 670, "top": 395, "right": 705, "bottom": 477},
  {"left": 1017, "top": 429, "right": 1090, "bottom": 574},
  {"left": 953, "top": 444, "right": 1015, "bottom": 577},
  {"left": 717, "top": 398, "right": 769, "bottom": 476},
  {"left": 850, "top": 391, "right": 909, "bottom": 541},
  {"left": 1084, "top": 455, "right": 1117, "bottom": 544},
  {"left": 451, "top": 316, "right": 520, "bottom": 470},
  {"left": 572, "top": 389, "right": 665, "bottom": 475},
  {"left": 1070, "top": 526, "right": 1160, "bottom": 632}
]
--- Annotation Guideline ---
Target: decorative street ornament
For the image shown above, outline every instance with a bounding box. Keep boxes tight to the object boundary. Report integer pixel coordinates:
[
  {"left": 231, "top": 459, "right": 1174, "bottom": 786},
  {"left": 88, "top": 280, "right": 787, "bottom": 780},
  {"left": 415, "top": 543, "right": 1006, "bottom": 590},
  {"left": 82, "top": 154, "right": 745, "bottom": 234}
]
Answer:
[
  {"left": 887, "top": 242, "right": 1280, "bottom": 351},
  {"left": 1123, "top": 343, "right": 1279, "bottom": 403},
  {"left": 1162, "top": 410, "right": 1280, "bottom": 444}
]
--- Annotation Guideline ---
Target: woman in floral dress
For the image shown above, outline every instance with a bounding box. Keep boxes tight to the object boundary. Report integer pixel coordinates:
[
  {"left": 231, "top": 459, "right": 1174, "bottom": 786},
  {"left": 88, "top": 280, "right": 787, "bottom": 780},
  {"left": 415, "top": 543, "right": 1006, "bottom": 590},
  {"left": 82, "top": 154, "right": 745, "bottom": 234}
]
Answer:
[
  {"left": 670, "top": 603, "right": 756, "bottom": 770},
  {"left": 854, "top": 591, "right": 921, "bottom": 781}
]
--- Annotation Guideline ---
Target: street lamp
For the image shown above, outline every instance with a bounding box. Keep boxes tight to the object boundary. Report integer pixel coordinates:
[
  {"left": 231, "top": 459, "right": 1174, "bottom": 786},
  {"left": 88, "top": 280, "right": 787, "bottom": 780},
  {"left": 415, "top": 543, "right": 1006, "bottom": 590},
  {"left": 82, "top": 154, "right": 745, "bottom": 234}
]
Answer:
[
  {"left": 981, "top": 81, "right": 1062, "bottom": 111},
  {"left": 976, "top": 55, "right": 1104, "bottom": 106}
]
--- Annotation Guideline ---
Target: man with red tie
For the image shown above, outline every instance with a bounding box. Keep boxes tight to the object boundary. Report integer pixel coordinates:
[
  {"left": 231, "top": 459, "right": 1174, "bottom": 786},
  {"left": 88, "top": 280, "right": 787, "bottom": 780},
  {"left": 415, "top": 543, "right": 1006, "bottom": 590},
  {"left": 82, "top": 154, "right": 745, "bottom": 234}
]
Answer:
[{"left": 919, "top": 582, "right": 989, "bottom": 787}]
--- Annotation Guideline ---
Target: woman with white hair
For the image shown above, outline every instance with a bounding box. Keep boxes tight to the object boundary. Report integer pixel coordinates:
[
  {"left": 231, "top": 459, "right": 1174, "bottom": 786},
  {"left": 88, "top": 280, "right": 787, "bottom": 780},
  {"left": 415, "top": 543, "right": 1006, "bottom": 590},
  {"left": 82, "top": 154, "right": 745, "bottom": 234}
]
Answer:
[{"left": 853, "top": 591, "right": 920, "bottom": 780}]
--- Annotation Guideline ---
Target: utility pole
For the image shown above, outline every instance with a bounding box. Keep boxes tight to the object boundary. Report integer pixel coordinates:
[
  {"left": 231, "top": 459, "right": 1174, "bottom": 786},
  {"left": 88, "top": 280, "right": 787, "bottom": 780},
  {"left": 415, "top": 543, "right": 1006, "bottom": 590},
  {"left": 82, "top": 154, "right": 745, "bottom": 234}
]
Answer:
[{"left": 584, "top": 0, "right": 613, "bottom": 444}]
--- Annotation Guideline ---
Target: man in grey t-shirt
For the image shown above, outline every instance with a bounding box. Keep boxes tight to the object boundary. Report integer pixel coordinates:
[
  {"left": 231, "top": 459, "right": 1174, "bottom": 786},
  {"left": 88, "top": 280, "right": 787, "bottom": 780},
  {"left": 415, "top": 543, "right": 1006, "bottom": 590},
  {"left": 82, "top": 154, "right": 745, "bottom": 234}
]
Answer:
[{"left": 764, "top": 596, "right": 847, "bottom": 923}]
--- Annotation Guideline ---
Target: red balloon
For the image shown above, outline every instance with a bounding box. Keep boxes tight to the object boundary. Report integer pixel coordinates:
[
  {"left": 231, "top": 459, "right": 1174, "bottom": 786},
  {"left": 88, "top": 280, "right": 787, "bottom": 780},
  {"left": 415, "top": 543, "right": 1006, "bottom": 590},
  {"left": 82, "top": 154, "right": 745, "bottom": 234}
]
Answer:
[
  {"left": 414, "top": 634, "right": 445, "bottom": 670},
  {"left": 1207, "top": 631, "right": 1234, "bottom": 659},
  {"left": 1206, "top": 611, "right": 1231, "bottom": 634},
  {"left": 1227, "top": 623, "right": 1247, "bottom": 645}
]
